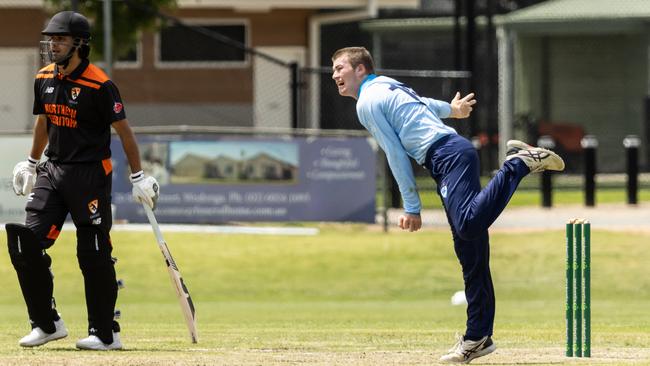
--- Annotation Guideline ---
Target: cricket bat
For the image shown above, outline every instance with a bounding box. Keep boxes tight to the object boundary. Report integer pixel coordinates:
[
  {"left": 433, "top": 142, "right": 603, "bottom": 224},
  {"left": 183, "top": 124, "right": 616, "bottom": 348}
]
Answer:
[{"left": 143, "top": 204, "right": 198, "bottom": 343}]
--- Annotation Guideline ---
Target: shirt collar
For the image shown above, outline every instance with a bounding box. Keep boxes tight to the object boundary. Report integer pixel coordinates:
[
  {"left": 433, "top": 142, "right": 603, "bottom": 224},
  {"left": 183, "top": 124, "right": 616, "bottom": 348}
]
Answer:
[
  {"left": 357, "top": 73, "right": 377, "bottom": 98},
  {"left": 53, "top": 58, "right": 89, "bottom": 80}
]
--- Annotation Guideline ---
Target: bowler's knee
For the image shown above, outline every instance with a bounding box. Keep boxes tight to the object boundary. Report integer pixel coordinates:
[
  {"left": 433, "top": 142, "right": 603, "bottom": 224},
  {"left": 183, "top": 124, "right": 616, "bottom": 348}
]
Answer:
[{"left": 456, "top": 222, "right": 482, "bottom": 241}]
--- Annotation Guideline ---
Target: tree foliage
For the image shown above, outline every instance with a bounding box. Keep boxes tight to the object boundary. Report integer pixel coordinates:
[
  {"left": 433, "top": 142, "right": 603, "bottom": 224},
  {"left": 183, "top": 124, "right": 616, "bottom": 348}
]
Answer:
[{"left": 44, "top": 0, "right": 176, "bottom": 61}]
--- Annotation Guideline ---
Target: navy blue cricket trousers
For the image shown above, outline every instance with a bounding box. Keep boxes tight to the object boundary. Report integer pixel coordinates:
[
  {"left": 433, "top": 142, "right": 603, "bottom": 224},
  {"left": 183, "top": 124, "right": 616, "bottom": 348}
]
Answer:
[{"left": 424, "top": 134, "right": 530, "bottom": 339}]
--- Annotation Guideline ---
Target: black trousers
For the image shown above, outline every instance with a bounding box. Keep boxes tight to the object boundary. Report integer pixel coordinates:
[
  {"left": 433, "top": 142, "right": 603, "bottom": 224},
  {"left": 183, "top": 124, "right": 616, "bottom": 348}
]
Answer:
[{"left": 24, "top": 159, "right": 118, "bottom": 343}]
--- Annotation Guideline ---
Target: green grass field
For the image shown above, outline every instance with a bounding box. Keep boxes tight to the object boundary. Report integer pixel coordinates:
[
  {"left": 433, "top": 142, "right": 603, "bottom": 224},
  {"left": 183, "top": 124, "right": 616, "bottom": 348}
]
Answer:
[{"left": 0, "top": 226, "right": 649, "bottom": 365}]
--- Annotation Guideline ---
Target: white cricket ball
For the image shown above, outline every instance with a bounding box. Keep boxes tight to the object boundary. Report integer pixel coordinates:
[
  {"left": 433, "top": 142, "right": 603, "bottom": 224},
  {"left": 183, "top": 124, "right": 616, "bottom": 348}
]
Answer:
[{"left": 451, "top": 290, "right": 467, "bottom": 306}]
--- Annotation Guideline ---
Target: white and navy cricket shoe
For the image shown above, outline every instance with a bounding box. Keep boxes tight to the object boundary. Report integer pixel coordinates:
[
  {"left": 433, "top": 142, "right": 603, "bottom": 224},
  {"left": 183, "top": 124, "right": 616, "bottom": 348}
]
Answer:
[
  {"left": 439, "top": 334, "right": 496, "bottom": 364},
  {"left": 505, "top": 139, "right": 565, "bottom": 173},
  {"left": 19, "top": 318, "right": 68, "bottom": 347},
  {"left": 76, "top": 332, "right": 122, "bottom": 350}
]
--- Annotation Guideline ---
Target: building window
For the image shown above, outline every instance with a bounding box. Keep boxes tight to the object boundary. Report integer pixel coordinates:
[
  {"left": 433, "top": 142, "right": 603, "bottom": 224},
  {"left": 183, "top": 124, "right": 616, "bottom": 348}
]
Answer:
[{"left": 156, "top": 19, "right": 248, "bottom": 68}]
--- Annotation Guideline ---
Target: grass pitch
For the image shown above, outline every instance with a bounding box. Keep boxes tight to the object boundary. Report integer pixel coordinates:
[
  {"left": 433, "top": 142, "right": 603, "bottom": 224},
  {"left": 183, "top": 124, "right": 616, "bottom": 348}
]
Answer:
[{"left": 0, "top": 225, "right": 649, "bottom": 365}]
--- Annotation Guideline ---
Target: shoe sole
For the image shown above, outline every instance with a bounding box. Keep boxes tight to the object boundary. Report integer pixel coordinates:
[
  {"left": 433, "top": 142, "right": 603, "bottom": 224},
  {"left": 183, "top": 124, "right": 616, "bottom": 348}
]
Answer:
[
  {"left": 19, "top": 332, "right": 68, "bottom": 347},
  {"left": 534, "top": 148, "right": 565, "bottom": 171},
  {"left": 465, "top": 343, "right": 496, "bottom": 364},
  {"left": 439, "top": 339, "right": 497, "bottom": 364},
  {"left": 76, "top": 337, "right": 122, "bottom": 351},
  {"left": 76, "top": 345, "right": 123, "bottom": 351}
]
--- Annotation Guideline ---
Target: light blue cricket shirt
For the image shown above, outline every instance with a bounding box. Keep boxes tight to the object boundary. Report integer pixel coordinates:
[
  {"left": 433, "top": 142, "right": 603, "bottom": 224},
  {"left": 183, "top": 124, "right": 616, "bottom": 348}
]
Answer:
[{"left": 356, "top": 74, "right": 457, "bottom": 214}]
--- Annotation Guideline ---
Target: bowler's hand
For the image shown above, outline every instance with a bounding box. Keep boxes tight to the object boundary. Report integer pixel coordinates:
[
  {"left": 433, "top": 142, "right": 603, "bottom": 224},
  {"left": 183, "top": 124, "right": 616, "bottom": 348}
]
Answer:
[
  {"left": 398, "top": 213, "right": 422, "bottom": 232},
  {"left": 449, "top": 92, "right": 476, "bottom": 119}
]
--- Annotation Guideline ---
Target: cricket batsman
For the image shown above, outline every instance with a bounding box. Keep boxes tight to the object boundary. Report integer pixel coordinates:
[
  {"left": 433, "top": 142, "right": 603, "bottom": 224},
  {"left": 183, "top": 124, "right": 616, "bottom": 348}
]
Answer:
[{"left": 7, "top": 11, "right": 159, "bottom": 350}]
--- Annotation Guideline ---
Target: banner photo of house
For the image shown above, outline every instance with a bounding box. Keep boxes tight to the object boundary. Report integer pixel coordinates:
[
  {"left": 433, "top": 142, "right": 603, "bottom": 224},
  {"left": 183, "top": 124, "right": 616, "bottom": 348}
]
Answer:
[
  {"left": 170, "top": 140, "right": 298, "bottom": 184},
  {"left": 110, "top": 134, "right": 377, "bottom": 223}
]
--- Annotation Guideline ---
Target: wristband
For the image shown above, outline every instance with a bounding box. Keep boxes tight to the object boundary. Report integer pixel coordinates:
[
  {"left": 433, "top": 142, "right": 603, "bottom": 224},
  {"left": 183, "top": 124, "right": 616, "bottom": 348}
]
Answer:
[
  {"left": 27, "top": 157, "right": 38, "bottom": 169},
  {"left": 130, "top": 170, "right": 144, "bottom": 183}
]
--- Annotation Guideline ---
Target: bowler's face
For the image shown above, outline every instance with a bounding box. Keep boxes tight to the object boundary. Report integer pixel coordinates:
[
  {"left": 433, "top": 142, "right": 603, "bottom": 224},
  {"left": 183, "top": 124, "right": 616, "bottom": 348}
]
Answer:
[{"left": 332, "top": 55, "right": 364, "bottom": 99}]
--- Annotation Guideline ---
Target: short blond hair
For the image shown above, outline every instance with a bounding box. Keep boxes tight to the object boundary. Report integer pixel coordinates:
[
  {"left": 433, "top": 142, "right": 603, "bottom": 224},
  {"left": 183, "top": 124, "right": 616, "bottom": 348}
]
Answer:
[{"left": 332, "top": 47, "right": 375, "bottom": 74}]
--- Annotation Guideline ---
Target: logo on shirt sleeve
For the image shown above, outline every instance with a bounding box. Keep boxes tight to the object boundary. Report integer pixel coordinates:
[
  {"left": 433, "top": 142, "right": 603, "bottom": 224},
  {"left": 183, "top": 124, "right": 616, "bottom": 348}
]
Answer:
[{"left": 113, "top": 102, "right": 123, "bottom": 114}]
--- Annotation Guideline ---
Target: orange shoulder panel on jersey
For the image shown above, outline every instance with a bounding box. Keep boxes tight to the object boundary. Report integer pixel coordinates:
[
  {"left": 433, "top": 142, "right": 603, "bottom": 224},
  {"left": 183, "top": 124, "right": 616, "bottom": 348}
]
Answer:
[
  {"left": 82, "top": 64, "right": 110, "bottom": 84},
  {"left": 70, "top": 64, "right": 110, "bottom": 90},
  {"left": 35, "top": 64, "right": 55, "bottom": 79}
]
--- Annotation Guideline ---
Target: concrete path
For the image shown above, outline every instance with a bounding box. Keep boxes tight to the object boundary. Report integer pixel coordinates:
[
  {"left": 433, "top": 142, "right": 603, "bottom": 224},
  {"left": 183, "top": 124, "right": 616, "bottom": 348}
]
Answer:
[{"left": 383, "top": 202, "right": 650, "bottom": 231}]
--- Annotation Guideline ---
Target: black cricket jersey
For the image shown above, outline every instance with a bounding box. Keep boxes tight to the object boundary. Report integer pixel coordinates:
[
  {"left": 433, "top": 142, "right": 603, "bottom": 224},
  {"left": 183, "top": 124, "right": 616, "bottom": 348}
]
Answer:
[{"left": 33, "top": 59, "right": 126, "bottom": 163}]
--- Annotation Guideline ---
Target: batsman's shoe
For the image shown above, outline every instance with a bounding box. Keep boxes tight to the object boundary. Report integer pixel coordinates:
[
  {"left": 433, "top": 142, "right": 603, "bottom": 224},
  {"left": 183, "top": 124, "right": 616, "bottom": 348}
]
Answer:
[
  {"left": 76, "top": 332, "right": 122, "bottom": 351},
  {"left": 505, "top": 140, "right": 565, "bottom": 173},
  {"left": 439, "top": 335, "right": 496, "bottom": 364},
  {"left": 19, "top": 318, "right": 68, "bottom": 347}
]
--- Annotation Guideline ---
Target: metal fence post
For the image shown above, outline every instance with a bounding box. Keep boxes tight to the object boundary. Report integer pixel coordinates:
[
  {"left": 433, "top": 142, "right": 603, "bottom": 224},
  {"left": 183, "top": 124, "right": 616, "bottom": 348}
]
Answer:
[
  {"left": 623, "top": 135, "right": 641, "bottom": 205},
  {"left": 290, "top": 62, "right": 299, "bottom": 129},
  {"left": 581, "top": 135, "right": 598, "bottom": 207},
  {"left": 537, "top": 135, "right": 555, "bottom": 208}
]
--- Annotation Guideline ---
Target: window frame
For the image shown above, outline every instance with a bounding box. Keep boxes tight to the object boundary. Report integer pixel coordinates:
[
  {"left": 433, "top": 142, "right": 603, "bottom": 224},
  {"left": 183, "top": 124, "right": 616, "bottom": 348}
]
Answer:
[{"left": 154, "top": 18, "right": 250, "bottom": 69}]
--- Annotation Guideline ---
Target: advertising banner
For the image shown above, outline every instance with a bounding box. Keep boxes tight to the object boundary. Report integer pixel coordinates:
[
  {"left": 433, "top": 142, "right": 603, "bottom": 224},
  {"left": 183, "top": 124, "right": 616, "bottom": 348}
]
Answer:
[{"left": 111, "top": 134, "right": 377, "bottom": 223}]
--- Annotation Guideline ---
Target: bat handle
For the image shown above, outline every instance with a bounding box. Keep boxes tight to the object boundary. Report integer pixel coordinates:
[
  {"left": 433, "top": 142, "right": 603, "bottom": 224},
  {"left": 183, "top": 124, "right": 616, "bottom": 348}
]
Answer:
[{"left": 143, "top": 204, "right": 165, "bottom": 244}]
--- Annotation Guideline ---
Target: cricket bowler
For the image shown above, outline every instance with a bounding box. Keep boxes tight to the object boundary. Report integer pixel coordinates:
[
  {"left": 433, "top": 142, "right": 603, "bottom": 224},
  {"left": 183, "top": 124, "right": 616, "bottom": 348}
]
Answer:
[{"left": 332, "top": 46, "right": 565, "bottom": 363}]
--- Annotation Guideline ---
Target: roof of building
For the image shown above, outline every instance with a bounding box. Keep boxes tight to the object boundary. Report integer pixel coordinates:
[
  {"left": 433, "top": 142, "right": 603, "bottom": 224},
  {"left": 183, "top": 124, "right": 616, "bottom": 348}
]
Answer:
[
  {"left": 0, "top": 0, "right": 419, "bottom": 10},
  {"left": 0, "top": 0, "right": 42, "bottom": 7},
  {"left": 503, "top": 0, "right": 650, "bottom": 23},
  {"left": 177, "top": 0, "right": 418, "bottom": 10},
  {"left": 498, "top": 0, "right": 650, "bottom": 33},
  {"left": 362, "top": 0, "right": 650, "bottom": 35},
  {"left": 361, "top": 16, "right": 491, "bottom": 33}
]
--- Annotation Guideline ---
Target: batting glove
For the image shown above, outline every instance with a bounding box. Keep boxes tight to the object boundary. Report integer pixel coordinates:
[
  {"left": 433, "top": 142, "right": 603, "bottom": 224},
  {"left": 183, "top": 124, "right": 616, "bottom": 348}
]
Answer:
[
  {"left": 12, "top": 157, "right": 38, "bottom": 196},
  {"left": 130, "top": 170, "right": 160, "bottom": 210}
]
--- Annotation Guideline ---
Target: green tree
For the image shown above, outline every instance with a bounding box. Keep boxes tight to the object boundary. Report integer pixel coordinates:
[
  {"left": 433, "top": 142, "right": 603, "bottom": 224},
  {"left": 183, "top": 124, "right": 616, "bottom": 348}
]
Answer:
[{"left": 44, "top": 0, "right": 176, "bottom": 61}]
